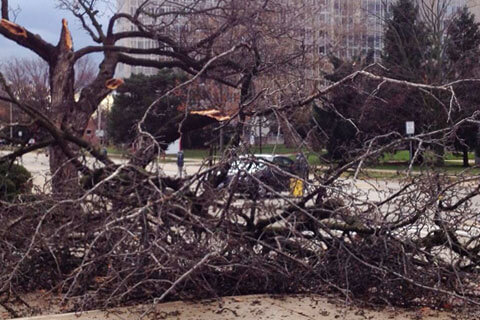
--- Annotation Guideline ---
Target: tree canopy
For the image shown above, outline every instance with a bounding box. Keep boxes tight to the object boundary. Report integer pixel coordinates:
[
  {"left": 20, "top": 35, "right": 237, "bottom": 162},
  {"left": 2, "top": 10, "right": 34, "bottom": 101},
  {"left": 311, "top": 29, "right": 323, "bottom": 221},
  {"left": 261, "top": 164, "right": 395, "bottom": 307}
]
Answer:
[{"left": 382, "top": 0, "right": 429, "bottom": 81}]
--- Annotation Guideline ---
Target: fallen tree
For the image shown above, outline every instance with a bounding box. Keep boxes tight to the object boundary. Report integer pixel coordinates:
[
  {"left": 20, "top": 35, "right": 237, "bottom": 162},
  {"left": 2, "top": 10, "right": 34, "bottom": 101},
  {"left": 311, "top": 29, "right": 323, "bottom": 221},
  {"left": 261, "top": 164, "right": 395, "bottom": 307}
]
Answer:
[{"left": 2, "top": 0, "right": 480, "bottom": 318}]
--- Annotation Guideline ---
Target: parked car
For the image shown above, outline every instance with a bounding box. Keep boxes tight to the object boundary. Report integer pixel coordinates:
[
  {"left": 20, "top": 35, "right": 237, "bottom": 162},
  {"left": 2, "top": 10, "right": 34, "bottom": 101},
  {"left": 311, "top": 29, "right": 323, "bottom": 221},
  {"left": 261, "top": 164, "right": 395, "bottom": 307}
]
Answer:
[{"left": 218, "top": 154, "right": 295, "bottom": 198}]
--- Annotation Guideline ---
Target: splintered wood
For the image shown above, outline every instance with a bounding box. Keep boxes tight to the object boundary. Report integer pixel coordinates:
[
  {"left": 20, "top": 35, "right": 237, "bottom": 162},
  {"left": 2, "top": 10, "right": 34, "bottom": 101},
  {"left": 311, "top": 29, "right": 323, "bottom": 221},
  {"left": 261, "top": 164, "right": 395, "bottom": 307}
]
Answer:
[
  {"left": 61, "top": 19, "right": 73, "bottom": 50},
  {"left": 1, "top": 19, "right": 27, "bottom": 38},
  {"left": 105, "top": 78, "right": 124, "bottom": 89}
]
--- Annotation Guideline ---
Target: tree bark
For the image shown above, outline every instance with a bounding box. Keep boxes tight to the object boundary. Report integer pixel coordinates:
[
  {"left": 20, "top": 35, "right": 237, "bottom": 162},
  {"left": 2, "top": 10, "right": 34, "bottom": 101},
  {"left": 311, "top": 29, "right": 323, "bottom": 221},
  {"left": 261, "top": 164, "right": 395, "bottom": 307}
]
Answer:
[
  {"left": 463, "top": 146, "right": 469, "bottom": 168},
  {"left": 476, "top": 126, "right": 480, "bottom": 166},
  {"left": 433, "top": 144, "right": 445, "bottom": 167},
  {"left": 48, "top": 20, "right": 79, "bottom": 193},
  {"left": 1, "top": 0, "right": 8, "bottom": 20}
]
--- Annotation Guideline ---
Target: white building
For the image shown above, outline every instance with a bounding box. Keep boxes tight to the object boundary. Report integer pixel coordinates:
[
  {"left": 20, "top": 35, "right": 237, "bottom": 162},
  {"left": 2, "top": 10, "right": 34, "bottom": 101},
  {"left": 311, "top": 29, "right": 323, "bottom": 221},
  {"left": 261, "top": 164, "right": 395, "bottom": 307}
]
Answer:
[
  {"left": 116, "top": 0, "right": 480, "bottom": 80},
  {"left": 115, "top": 0, "right": 213, "bottom": 78}
]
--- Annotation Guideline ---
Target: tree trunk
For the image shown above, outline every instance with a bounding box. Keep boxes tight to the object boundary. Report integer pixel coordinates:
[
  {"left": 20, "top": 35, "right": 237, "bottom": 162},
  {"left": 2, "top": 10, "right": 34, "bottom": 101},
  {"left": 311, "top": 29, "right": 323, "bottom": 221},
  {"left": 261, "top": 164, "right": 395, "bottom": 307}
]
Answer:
[
  {"left": 279, "top": 117, "right": 302, "bottom": 148},
  {"left": 463, "top": 146, "right": 469, "bottom": 168},
  {"left": 475, "top": 126, "right": 480, "bottom": 166},
  {"left": 433, "top": 144, "right": 445, "bottom": 167},
  {"left": 412, "top": 145, "right": 424, "bottom": 165},
  {"left": 229, "top": 72, "right": 254, "bottom": 148},
  {"left": 48, "top": 20, "right": 79, "bottom": 193},
  {"left": 49, "top": 145, "right": 79, "bottom": 193},
  {"left": 1, "top": 0, "right": 8, "bottom": 20}
]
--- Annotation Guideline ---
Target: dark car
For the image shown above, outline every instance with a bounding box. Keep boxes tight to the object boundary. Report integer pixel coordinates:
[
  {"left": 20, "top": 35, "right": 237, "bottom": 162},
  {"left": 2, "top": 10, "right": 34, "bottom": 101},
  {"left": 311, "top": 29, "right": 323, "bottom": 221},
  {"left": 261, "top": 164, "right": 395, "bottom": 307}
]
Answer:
[{"left": 219, "top": 154, "right": 295, "bottom": 198}]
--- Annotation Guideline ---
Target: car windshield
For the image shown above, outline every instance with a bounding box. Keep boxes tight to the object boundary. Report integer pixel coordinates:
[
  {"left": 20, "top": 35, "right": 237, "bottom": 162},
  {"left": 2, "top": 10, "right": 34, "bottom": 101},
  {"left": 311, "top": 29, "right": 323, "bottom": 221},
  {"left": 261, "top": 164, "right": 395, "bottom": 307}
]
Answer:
[
  {"left": 272, "top": 156, "right": 294, "bottom": 167},
  {"left": 229, "top": 155, "right": 273, "bottom": 175}
]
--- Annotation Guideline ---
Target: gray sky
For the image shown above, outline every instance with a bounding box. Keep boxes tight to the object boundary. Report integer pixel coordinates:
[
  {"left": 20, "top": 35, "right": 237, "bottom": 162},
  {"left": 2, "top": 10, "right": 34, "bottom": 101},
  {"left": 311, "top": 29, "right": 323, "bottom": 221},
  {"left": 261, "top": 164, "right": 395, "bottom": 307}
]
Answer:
[{"left": 0, "top": 0, "right": 112, "bottom": 60}]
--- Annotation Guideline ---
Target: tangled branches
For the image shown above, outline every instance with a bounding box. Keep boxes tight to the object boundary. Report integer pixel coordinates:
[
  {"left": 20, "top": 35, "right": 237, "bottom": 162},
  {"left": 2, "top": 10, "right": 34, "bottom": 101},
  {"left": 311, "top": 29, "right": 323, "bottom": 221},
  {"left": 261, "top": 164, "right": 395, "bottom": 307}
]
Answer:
[{"left": 2, "top": 143, "right": 480, "bottom": 317}]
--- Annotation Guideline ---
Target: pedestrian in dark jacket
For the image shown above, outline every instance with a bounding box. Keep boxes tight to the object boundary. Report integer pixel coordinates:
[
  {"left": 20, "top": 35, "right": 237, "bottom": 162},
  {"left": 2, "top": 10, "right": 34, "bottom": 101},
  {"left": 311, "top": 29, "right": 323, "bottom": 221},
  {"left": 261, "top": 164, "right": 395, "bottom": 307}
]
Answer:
[{"left": 294, "top": 152, "right": 308, "bottom": 180}]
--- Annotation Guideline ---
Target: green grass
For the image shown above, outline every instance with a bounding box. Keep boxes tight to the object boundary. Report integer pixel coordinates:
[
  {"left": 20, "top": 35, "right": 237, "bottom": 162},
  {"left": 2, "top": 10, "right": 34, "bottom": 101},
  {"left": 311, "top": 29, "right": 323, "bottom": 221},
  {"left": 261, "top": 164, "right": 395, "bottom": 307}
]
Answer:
[
  {"left": 179, "top": 144, "right": 301, "bottom": 159},
  {"left": 104, "top": 144, "right": 480, "bottom": 176},
  {"left": 381, "top": 150, "right": 475, "bottom": 162},
  {"left": 444, "top": 152, "right": 475, "bottom": 161},
  {"left": 381, "top": 150, "right": 411, "bottom": 162},
  {"left": 182, "top": 149, "right": 210, "bottom": 159},
  {"left": 106, "top": 145, "right": 125, "bottom": 155},
  {"left": 369, "top": 162, "right": 480, "bottom": 175},
  {"left": 249, "top": 144, "right": 297, "bottom": 154}
]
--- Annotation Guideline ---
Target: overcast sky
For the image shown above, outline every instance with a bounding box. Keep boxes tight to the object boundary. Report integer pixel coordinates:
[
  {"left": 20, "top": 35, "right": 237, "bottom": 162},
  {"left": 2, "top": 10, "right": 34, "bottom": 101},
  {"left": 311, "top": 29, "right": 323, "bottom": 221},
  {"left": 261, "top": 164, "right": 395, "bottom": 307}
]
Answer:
[{"left": 0, "top": 0, "right": 112, "bottom": 61}]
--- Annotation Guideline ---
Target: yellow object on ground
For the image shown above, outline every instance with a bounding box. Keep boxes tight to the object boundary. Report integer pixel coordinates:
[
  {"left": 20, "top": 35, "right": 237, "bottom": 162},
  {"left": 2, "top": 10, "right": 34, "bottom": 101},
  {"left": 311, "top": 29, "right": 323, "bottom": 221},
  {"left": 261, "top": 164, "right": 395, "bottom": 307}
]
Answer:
[{"left": 290, "top": 178, "right": 303, "bottom": 197}]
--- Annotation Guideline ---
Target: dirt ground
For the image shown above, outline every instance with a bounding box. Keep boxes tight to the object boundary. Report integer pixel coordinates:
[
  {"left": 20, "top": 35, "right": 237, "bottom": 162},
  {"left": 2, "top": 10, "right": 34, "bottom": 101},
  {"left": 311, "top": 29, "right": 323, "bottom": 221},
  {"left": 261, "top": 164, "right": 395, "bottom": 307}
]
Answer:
[{"left": 2, "top": 294, "right": 480, "bottom": 320}]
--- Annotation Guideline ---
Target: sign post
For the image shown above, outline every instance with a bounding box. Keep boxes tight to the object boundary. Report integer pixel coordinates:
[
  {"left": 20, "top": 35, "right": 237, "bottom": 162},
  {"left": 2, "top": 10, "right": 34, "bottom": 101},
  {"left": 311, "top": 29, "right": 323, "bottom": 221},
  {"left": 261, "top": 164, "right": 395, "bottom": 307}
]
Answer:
[{"left": 405, "top": 121, "right": 415, "bottom": 164}]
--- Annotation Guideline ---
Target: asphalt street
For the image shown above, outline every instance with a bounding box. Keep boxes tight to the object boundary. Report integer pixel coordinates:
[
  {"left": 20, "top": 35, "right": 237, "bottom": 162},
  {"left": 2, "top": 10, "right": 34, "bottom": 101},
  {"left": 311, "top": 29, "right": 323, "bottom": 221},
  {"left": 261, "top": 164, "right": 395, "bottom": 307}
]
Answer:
[
  {"left": 4, "top": 151, "right": 480, "bottom": 209},
  {"left": 1, "top": 151, "right": 202, "bottom": 189}
]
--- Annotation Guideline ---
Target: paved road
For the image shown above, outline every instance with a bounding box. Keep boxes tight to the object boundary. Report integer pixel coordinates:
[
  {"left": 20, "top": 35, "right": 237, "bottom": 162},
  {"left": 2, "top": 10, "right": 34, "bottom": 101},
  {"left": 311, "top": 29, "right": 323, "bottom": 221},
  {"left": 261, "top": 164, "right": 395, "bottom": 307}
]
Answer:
[
  {"left": 1, "top": 151, "right": 203, "bottom": 189},
  {"left": 5, "top": 151, "right": 480, "bottom": 208},
  {"left": 6, "top": 294, "right": 462, "bottom": 320}
]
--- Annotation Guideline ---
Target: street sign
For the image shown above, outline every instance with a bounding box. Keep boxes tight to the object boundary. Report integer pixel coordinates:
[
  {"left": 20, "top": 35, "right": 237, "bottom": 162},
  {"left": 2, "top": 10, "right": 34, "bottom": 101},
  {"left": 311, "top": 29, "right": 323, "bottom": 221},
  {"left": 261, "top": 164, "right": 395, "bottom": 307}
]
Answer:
[{"left": 405, "top": 121, "right": 415, "bottom": 135}]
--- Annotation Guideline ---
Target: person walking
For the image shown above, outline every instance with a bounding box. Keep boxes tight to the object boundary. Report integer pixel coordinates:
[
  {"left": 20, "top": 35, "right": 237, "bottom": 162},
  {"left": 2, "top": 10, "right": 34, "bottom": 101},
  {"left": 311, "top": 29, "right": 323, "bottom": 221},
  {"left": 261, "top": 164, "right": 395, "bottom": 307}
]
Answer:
[
  {"left": 295, "top": 152, "right": 308, "bottom": 180},
  {"left": 177, "top": 151, "right": 184, "bottom": 178}
]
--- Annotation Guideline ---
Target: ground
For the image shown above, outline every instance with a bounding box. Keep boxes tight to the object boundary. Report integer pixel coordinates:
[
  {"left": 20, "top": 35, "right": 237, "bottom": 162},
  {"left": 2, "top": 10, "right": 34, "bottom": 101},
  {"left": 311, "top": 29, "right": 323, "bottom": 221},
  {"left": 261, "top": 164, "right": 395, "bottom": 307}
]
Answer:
[{"left": 3, "top": 294, "right": 479, "bottom": 320}]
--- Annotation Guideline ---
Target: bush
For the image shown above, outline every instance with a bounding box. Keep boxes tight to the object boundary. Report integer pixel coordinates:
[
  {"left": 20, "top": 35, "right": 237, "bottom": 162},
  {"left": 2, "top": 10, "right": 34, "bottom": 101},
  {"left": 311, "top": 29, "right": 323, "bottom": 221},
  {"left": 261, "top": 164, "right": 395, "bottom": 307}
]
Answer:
[{"left": 0, "top": 161, "right": 32, "bottom": 200}]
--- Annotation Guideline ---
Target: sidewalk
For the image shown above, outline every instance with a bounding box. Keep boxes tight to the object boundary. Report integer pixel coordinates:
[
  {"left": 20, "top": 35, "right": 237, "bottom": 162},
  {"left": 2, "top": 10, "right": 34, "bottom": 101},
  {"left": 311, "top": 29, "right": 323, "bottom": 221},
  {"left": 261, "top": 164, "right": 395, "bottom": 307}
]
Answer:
[{"left": 7, "top": 294, "right": 470, "bottom": 320}]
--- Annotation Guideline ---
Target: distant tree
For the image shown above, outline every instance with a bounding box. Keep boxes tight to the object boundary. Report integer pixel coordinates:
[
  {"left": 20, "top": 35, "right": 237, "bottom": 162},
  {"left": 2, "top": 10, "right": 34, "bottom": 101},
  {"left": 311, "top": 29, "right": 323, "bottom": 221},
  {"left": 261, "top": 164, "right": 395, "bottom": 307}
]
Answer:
[
  {"left": 445, "top": 6, "right": 480, "bottom": 166},
  {"left": 446, "top": 6, "right": 480, "bottom": 74},
  {"left": 313, "top": 102, "right": 358, "bottom": 161},
  {"left": 381, "top": 0, "right": 466, "bottom": 166},
  {"left": 1, "top": 56, "right": 96, "bottom": 111},
  {"left": 313, "top": 57, "right": 406, "bottom": 162},
  {"left": 107, "top": 71, "right": 187, "bottom": 146},
  {"left": 107, "top": 72, "right": 222, "bottom": 151},
  {"left": 382, "top": 0, "right": 429, "bottom": 81}
]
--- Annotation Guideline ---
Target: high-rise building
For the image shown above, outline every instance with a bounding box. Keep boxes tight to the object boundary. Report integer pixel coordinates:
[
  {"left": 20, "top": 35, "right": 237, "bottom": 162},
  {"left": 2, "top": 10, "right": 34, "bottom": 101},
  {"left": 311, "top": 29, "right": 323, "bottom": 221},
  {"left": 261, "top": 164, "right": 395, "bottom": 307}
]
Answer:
[
  {"left": 116, "top": 0, "right": 480, "bottom": 80},
  {"left": 115, "top": 0, "right": 209, "bottom": 78},
  {"left": 307, "top": 0, "right": 388, "bottom": 62}
]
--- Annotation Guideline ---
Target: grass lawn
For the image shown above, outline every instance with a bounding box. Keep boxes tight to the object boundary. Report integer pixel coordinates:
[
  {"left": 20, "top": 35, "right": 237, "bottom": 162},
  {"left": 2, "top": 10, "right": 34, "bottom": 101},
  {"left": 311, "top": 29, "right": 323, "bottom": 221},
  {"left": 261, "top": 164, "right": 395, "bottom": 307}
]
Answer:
[
  {"left": 180, "top": 149, "right": 210, "bottom": 159},
  {"left": 104, "top": 144, "right": 479, "bottom": 176},
  {"left": 106, "top": 145, "right": 127, "bottom": 155},
  {"left": 381, "top": 150, "right": 474, "bottom": 162},
  {"left": 179, "top": 144, "right": 300, "bottom": 159},
  {"left": 371, "top": 163, "right": 480, "bottom": 174},
  {"left": 249, "top": 144, "right": 297, "bottom": 154}
]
